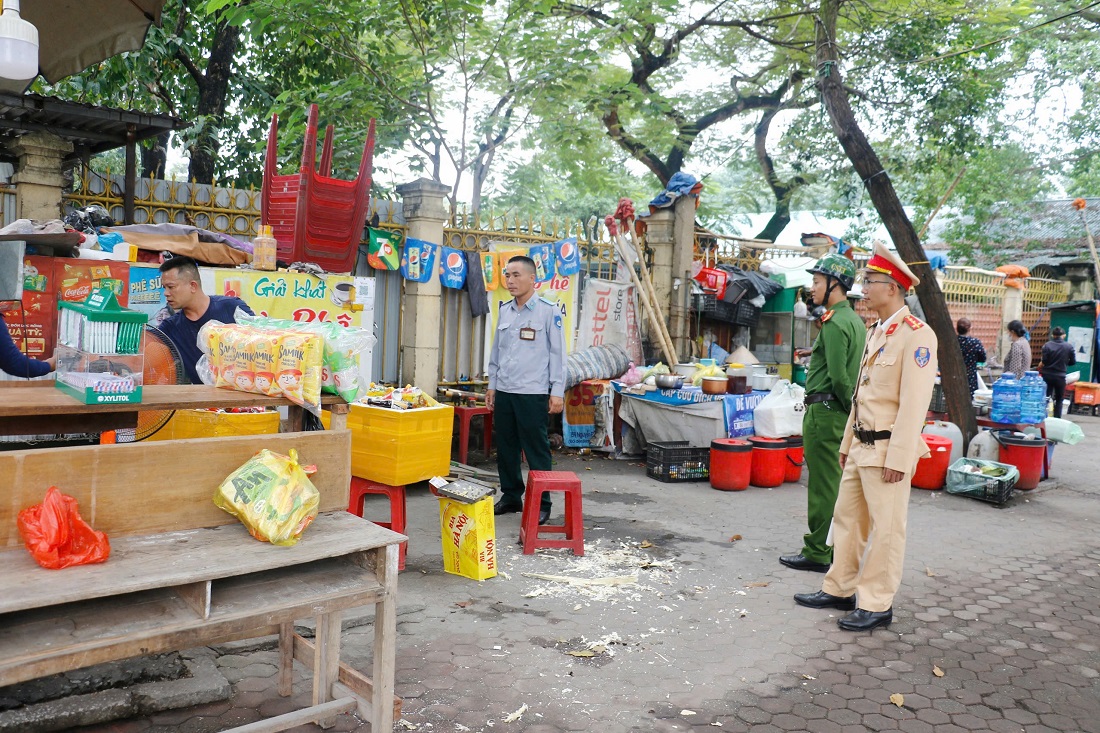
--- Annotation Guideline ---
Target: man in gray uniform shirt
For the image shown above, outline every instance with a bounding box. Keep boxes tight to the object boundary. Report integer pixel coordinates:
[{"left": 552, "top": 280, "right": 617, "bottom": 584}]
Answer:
[{"left": 487, "top": 255, "right": 566, "bottom": 525}]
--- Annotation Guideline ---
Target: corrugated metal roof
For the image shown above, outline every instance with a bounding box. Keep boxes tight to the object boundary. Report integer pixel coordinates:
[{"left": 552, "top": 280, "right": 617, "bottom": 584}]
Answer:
[{"left": 0, "top": 93, "right": 187, "bottom": 162}]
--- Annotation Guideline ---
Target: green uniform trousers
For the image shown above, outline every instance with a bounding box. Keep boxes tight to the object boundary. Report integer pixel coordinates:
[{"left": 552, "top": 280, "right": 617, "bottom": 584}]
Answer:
[
  {"left": 801, "top": 401, "right": 849, "bottom": 564},
  {"left": 494, "top": 391, "right": 553, "bottom": 508}
]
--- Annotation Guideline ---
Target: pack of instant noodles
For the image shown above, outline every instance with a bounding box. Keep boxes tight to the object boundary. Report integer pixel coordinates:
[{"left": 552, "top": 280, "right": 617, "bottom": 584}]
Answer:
[
  {"left": 237, "top": 313, "right": 374, "bottom": 403},
  {"left": 214, "top": 449, "right": 320, "bottom": 546},
  {"left": 196, "top": 321, "right": 324, "bottom": 415}
]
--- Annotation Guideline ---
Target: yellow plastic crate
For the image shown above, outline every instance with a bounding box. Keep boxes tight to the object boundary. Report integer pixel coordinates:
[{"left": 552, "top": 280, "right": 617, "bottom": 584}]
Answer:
[
  {"left": 335, "top": 403, "right": 455, "bottom": 485},
  {"left": 150, "top": 409, "right": 280, "bottom": 441}
]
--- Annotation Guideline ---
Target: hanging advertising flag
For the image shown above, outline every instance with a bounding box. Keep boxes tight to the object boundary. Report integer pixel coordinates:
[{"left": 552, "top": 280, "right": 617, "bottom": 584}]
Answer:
[
  {"left": 555, "top": 236, "right": 581, "bottom": 276},
  {"left": 439, "top": 246, "right": 468, "bottom": 289},
  {"left": 367, "top": 227, "right": 401, "bottom": 271},
  {"left": 400, "top": 238, "right": 439, "bottom": 283}
]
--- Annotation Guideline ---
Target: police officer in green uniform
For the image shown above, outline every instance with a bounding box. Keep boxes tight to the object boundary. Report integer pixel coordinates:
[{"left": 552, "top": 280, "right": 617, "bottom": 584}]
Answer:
[
  {"left": 487, "top": 255, "right": 566, "bottom": 525},
  {"left": 780, "top": 254, "right": 865, "bottom": 572}
]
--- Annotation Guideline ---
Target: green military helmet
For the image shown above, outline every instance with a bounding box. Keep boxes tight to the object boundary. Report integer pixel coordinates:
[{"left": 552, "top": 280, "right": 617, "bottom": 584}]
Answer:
[{"left": 807, "top": 253, "right": 856, "bottom": 291}]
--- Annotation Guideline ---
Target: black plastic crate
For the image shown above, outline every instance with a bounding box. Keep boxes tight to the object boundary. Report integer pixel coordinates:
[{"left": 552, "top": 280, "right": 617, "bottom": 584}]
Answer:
[
  {"left": 929, "top": 383, "right": 947, "bottom": 413},
  {"left": 1068, "top": 402, "right": 1097, "bottom": 417},
  {"left": 646, "top": 440, "right": 710, "bottom": 482},
  {"left": 692, "top": 292, "right": 719, "bottom": 314},
  {"left": 730, "top": 300, "right": 761, "bottom": 327}
]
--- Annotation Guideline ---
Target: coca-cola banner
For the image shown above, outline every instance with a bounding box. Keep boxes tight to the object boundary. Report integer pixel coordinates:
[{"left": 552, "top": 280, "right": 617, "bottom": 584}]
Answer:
[{"left": 577, "top": 279, "right": 643, "bottom": 364}]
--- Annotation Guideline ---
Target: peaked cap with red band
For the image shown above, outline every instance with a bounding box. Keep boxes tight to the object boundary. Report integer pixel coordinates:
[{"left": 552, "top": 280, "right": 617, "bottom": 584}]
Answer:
[{"left": 863, "top": 241, "right": 920, "bottom": 290}]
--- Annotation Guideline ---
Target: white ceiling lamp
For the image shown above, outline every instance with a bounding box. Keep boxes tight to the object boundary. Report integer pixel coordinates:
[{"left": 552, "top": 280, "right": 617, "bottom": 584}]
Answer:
[{"left": 0, "top": 0, "right": 38, "bottom": 93}]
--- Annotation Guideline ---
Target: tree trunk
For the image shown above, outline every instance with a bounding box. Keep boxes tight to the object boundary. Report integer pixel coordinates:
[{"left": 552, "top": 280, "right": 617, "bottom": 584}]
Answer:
[
  {"left": 752, "top": 108, "right": 803, "bottom": 242},
  {"left": 187, "top": 20, "right": 240, "bottom": 184},
  {"left": 815, "top": 0, "right": 977, "bottom": 444},
  {"left": 141, "top": 130, "right": 171, "bottom": 179}
]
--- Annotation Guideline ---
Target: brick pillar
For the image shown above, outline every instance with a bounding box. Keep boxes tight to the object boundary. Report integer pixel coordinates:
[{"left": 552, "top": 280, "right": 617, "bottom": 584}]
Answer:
[
  {"left": 396, "top": 178, "right": 450, "bottom": 393},
  {"left": 8, "top": 133, "right": 73, "bottom": 220},
  {"left": 644, "top": 196, "right": 696, "bottom": 362}
]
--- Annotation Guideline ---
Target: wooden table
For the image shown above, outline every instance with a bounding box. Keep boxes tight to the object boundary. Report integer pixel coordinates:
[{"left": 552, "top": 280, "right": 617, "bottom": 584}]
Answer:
[
  {"left": 0, "top": 382, "right": 350, "bottom": 437},
  {"left": 0, "top": 428, "right": 402, "bottom": 732}
]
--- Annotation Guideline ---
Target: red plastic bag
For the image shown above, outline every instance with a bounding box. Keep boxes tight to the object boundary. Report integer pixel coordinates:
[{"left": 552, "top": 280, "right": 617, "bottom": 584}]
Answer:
[{"left": 17, "top": 487, "right": 111, "bottom": 569}]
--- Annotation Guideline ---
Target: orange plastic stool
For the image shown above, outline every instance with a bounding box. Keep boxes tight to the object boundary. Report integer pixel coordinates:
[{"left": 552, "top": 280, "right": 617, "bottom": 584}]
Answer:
[
  {"left": 520, "top": 470, "right": 584, "bottom": 556},
  {"left": 454, "top": 405, "right": 493, "bottom": 464},
  {"left": 348, "top": 477, "right": 407, "bottom": 569}
]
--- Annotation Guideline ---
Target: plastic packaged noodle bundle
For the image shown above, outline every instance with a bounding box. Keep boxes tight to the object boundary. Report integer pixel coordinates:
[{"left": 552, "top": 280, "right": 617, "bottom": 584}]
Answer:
[
  {"left": 214, "top": 324, "right": 243, "bottom": 389},
  {"left": 251, "top": 332, "right": 281, "bottom": 396},
  {"left": 232, "top": 327, "right": 259, "bottom": 393},
  {"left": 237, "top": 313, "right": 374, "bottom": 403},
  {"left": 213, "top": 449, "right": 320, "bottom": 546},
  {"left": 276, "top": 331, "right": 323, "bottom": 414}
]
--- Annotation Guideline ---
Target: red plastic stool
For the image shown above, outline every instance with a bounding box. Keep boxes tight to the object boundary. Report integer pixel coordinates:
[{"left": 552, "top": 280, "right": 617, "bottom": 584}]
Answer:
[
  {"left": 348, "top": 477, "right": 407, "bottom": 570},
  {"left": 454, "top": 405, "right": 493, "bottom": 464},
  {"left": 520, "top": 470, "right": 584, "bottom": 556}
]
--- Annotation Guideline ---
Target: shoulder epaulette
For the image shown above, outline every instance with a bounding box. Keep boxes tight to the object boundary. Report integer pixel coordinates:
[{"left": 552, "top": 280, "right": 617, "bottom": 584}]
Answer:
[
  {"left": 538, "top": 296, "right": 556, "bottom": 306},
  {"left": 820, "top": 310, "right": 834, "bottom": 323},
  {"left": 903, "top": 315, "right": 924, "bottom": 330}
]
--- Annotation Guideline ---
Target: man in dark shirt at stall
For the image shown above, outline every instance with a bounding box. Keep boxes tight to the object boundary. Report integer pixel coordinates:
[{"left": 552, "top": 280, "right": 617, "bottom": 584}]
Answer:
[
  {"left": 1040, "top": 327, "right": 1076, "bottom": 419},
  {"left": 158, "top": 256, "right": 253, "bottom": 384}
]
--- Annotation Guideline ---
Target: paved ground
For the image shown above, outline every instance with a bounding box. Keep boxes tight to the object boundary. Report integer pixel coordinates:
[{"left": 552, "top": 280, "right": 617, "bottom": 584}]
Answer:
[{"left": 73, "top": 415, "right": 1100, "bottom": 733}]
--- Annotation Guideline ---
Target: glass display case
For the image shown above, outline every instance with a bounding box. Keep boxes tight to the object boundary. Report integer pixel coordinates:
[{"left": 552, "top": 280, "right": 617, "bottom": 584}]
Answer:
[{"left": 54, "top": 288, "right": 147, "bottom": 404}]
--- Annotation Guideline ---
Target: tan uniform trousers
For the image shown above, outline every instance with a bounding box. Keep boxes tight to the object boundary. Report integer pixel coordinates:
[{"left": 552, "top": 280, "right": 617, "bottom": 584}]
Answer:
[{"left": 821, "top": 440, "right": 912, "bottom": 613}]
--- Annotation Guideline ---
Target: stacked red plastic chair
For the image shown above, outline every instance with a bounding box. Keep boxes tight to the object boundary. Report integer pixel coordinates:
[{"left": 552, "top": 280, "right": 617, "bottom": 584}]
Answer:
[{"left": 261, "top": 104, "right": 376, "bottom": 273}]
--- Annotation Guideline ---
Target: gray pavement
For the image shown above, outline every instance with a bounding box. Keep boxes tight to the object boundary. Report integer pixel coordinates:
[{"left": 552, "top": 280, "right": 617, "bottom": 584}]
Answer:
[{"left": 72, "top": 415, "right": 1100, "bottom": 733}]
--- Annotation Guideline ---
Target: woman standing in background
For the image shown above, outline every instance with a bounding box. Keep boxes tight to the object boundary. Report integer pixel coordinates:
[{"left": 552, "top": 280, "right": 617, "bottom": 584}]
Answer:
[{"left": 1003, "top": 320, "right": 1031, "bottom": 379}]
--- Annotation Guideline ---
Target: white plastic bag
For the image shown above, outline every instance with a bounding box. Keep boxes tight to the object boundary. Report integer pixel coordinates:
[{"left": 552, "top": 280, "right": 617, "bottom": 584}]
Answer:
[
  {"left": 1044, "top": 417, "right": 1084, "bottom": 445},
  {"left": 752, "top": 380, "right": 806, "bottom": 438}
]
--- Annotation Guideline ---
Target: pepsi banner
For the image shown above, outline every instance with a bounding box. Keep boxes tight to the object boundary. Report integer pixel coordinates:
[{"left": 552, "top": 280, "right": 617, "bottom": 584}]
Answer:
[
  {"left": 401, "top": 238, "right": 439, "bottom": 283},
  {"left": 555, "top": 237, "right": 580, "bottom": 276},
  {"left": 439, "top": 246, "right": 468, "bottom": 288}
]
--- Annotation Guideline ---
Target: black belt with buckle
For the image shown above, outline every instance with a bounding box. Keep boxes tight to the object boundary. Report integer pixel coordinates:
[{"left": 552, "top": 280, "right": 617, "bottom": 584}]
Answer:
[
  {"left": 805, "top": 393, "right": 838, "bottom": 405},
  {"left": 854, "top": 428, "right": 891, "bottom": 445}
]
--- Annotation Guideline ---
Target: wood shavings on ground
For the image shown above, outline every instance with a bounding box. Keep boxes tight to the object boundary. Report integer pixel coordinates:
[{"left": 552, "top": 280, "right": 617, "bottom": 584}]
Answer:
[
  {"left": 502, "top": 704, "right": 528, "bottom": 722},
  {"left": 513, "top": 539, "right": 681, "bottom": 602}
]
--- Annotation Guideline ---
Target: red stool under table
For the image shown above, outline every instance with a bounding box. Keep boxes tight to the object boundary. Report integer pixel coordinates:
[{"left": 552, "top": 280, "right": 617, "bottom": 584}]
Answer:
[
  {"left": 348, "top": 477, "right": 407, "bottom": 570},
  {"left": 520, "top": 470, "right": 584, "bottom": 556},
  {"left": 454, "top": 405, "right": 493, "bottom": 465}
]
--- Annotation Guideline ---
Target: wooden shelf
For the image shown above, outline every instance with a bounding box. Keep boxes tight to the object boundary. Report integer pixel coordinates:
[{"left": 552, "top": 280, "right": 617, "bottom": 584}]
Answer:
[
  {"left": 0, "top": 512, "right": 401, "bottom": 616},
  {"left": 0, "top": 555, "right": 387, "bottom": 687}
]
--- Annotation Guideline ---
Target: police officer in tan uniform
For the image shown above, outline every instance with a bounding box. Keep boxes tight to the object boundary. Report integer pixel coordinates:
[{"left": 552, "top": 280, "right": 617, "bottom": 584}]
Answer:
[{"left": 794, "top": 243, "right": 938, "bottom": 631}]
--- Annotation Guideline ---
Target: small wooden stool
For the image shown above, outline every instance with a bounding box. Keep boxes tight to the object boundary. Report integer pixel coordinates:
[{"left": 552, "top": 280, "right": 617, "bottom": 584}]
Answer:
[
  {"left": 520, "top": 470, "right": 584, "bottom": 556},
  {"left": 348, "top": 477, "right": 407, "bottom": 569},
  {"left": 454, "top": 405, "right": 493, "bottom": 464}
]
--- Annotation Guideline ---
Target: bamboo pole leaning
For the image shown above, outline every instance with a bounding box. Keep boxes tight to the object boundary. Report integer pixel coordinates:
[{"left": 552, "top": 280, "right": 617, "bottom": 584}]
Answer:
[{"left": 606, "top": 216, "right": 678, "bottom": 368}]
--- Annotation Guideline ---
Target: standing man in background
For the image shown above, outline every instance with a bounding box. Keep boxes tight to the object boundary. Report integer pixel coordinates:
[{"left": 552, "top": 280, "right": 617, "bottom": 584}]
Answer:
[
  {"left": 1040, "top": 327, "right": 1075, "bottom": 419},
  {"left": 487, "top": 255, "right": 566, "bottom": 525},
  {"left": 794, "top": 243, "right": 938, "bottom": 632},
  {"left": 158, "top": 256, "right": 253, "bottom": 384},
  {"left": 956, "top": 318, "right": 987, "bottom": 395},
  {"left": 780, "top": 254, "right": 865, "bottom": 574}
]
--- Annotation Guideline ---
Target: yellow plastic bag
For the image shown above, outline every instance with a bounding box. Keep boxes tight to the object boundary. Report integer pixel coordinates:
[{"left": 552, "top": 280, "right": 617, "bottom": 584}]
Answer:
[{"left": 214, "top": 449, "right": 320, "bottom": 546}]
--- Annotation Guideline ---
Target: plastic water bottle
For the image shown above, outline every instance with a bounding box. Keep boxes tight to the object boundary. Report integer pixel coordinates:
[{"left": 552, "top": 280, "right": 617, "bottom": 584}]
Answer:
[
  {"left": 1020, "top": 371, "right": 1046, "bottom": 424},
  {"left": 990, "top": 373, "right": 1021, "bottom": 424}
]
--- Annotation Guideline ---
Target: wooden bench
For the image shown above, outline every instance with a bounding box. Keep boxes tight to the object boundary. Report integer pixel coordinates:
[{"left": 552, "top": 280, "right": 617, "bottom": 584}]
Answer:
[{"left": 0, "top": 430, "right": 404, "bottom": 732}]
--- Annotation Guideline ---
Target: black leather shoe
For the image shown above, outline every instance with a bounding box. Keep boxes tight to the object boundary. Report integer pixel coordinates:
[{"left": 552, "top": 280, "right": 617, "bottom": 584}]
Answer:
[
  {"left": 793, "top": 590, "right": 856, "bottom": 610},
  {"left": 494, "top": 498, "right": 523, "bottom": 515},
  {"left": 780, "top": 554, "right": 831, "bottom": 573},
  {"left": 538, "top": 506, "right": 551, "bottom": 525},
  {"left": 838, "top": 608, "right": 893, "bottom": 631}
]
